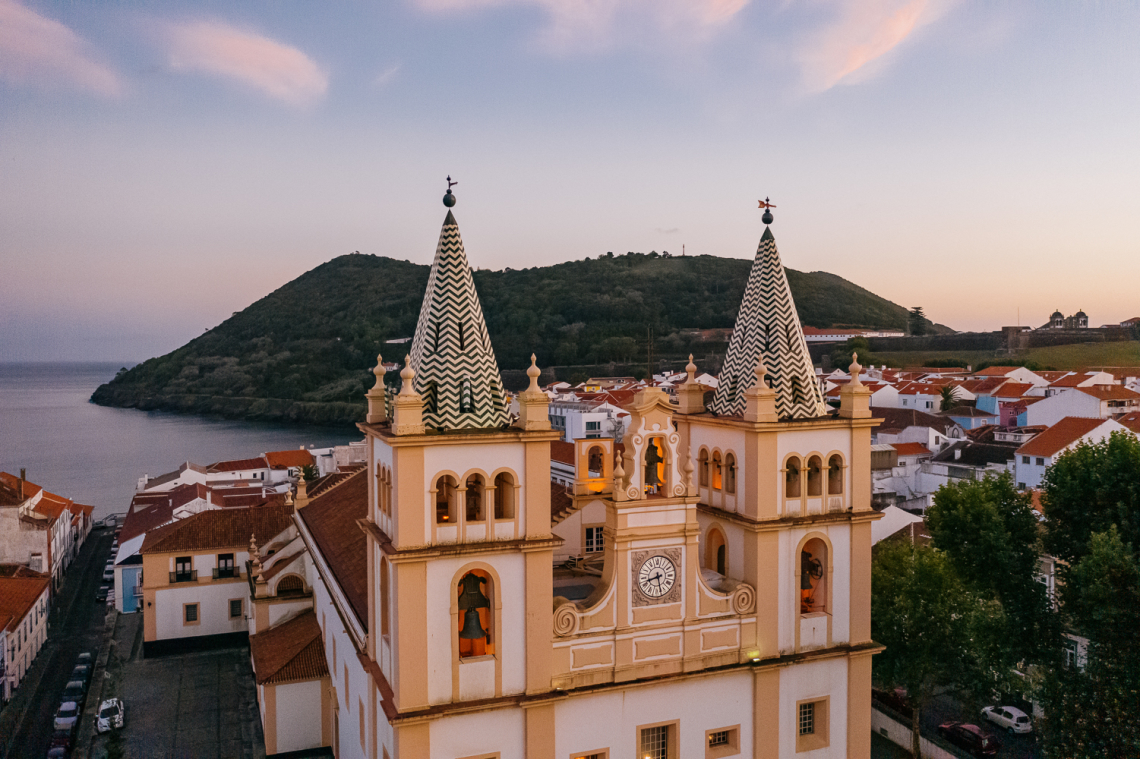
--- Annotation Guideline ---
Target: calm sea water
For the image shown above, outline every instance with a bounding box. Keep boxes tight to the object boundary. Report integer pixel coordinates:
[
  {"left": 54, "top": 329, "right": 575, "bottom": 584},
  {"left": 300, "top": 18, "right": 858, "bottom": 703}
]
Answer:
[{"left": 0, "top": 363, "right": 356, "bottom": 520}]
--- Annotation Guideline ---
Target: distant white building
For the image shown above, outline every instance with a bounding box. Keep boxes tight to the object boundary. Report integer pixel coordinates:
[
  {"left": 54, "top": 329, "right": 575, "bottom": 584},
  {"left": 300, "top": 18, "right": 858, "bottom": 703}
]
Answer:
[
  {"left": 1014, "top": 416, "right": 1133, "bottom": 489},
  {"left": 1023, "top": 386, "right": 1140, "bottom": 427}
]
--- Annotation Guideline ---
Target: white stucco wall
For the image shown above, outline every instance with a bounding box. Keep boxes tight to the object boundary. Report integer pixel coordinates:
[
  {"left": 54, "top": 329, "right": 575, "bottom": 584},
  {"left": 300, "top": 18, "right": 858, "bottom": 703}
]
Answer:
[
  {"left": 154, "top": 580, "right": 249, "bottom": 640},
  {"left": 275, "top": 679, "right": 324, "bottom": 754},
  {"left": 779, "top": 657, "right": 849, "bottom": 758}
]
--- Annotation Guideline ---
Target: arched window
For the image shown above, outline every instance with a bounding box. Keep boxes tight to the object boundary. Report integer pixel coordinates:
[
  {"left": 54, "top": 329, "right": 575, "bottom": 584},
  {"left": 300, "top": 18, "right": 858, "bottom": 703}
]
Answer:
[
  {"left": 644, "top": 437, "right": 666, "bottom": 495},
  {"left": 827, "top": 455, "right": 844, "bottom": 495},
  {"left": 436, "top": 475, "right": 458, "bottom": 524},
  {"left": 807, "top": 456, "right": 823, "bottom": 497},
  {"left": 276, "top": 575, "right": 305, "bottom": 597},
  {"left": 725, "top": 453, "right": 737, "bottom": 495},
  {"left": 379, "top": 558, "right": 390, "bottom": 639},
  {"left": 698, "top": 449, "right": 710, "bottom": 487},
  {"left": 465, "top": 474, "right": 485, "bottom": 522},
  {"left": 706, "top": 528, "right": 727, "bottom": 576},
  {"left": 800, "top": 538, "right": 828, "bottom": 615},
  {"left": 460, "top": 379, "right": 473, "bottom": 414},
  {"left": 457, "top": 570, "right": 494, "bottom": 658},
  {"left": 587, "top": 446, "right": 604, "bottom": 476},
  {"left": 493, "top": 473, "right": 515, "bottom": 519},
  {"left": 785, "top": 457, "right": 802, "bottom": 498},
  {"left": 711, "top": 451, "right": 723, "bottom": 491}
]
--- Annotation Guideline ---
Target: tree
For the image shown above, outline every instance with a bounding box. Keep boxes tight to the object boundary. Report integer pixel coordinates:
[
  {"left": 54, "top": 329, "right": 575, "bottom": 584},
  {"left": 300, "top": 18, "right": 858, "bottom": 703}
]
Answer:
[
  {"left": 909, "top": 306, "right": 929, "bottom": 336},
  {"left": 939, "top": 385, "right": 959, "bottom": 412},
  {"left": 872, "top": 541, "right": 988, "bottom": 759},
  {"left": 1041, "top": 432, "right": 1140, "bottom": 566},
  {"left": 927, "top": 473, "right": 1059, "bottom": 668},
  {"left": 1039, "top": 528, "right": 1140, "bottom": 757},
  {"left": 300, "top": 464, "right": 319, "bottom": 482}
]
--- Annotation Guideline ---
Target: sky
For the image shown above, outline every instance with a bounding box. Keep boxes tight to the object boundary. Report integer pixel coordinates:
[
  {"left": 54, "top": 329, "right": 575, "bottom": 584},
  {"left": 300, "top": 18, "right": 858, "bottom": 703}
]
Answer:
[{"left": 2, "top": 0, "right": 1139, "bottom": 362}]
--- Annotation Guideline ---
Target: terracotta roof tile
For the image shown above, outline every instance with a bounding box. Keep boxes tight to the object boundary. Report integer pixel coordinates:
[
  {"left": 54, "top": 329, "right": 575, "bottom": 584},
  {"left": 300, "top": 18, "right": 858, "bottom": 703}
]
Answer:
[
  {"left": 141, "top": 503, "right": 293, "bottom": 554},
  {"left": 974, "top": 366, "right": 1023, "bottom": 377},
  {"left": 550, "top": 441, "right": 575, "bottom": 465},
  {"left": 1077, "top": 385, "right": 1140, "bottom": 401},
  {"left": 890, "top": 443, "right": 933, "bottom": 457},
  {"left": 249, "top": 610, "right": 329, "bottom": 685},
  {"left": 1015, "top": 417, "right": 1108, "bottom": 458},
  {"left": 298, "top": 469, "right": 368, "bottom": 628},
  {"left": 870, "top": 408, "right": 959, "bottom": 435},
  {"left": 0, "top": 481, "right": 23, "bottom": 507},
  {"left": 264, "top": 450, "right": 315, "bottom": 470},
  {"left": 1117, "top": 411, "right": 1140, "bottom": 433},
  {"left": 207, "top": 457, "right": 268, "bottom": 473},
  {"left": 0, "top": 572, "right": 51, "bottom": 633}
]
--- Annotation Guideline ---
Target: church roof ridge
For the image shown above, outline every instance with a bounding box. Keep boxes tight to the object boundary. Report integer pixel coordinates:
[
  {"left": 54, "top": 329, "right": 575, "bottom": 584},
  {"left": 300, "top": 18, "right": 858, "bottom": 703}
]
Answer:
[
  {"left": 709, "top": 222, "right": 827, "bottom": 419},
  {"left": 408, "top": 208, "right": 509, "bottom": 431}
]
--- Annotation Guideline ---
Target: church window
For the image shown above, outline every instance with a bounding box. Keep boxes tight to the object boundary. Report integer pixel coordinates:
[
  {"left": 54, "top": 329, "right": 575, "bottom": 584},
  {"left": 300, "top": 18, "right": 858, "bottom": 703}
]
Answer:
[
  {"left": 806, "top": 456, "right": 823, "bottom": 497},
  {"left": 277, "top": 575, "right": 304, "bottom": 596},
  {"left": 711, "top": 451, "right": 723, "bottom": 491},
  {"left": 493, "top": 473, "right": 515, "bottom": 519},
  {"left": 785, "top": 457, "right": 802, "bottom": 498},
  {"left": 379, "top": 558, "right": 390, "bottom": 638},
  {"left": 705, "top": 528, "right": 727, "bottom": 576},
  {"left": 644, "top": 437, "right": 666, "bottom": 495},
  {"left": 584, "top": 526, "right": 604, "bottom": 553},
  {"left": 457, "top": 570, "right": 494, "bottom": 658},
  {"left": 587, "top": 446, "right": 604, "bottom": 476},
  {"left": 827, "top": 455, "right": 843, "bottom": 495},
  {"left": 435, "top": 475, "right": 458, "bottom": 524},
  {"left": 637, "top": 723, "right": 676, "bottom": 759},
  {"left": 800, "top": 538, "right": 828, "bottom": 615},
  {"left": 465, "top": 475, "right": 485, "bottom": 522},
  {"left": 724, "top": 453, "right": 736, "bottom": 494},
  {"left": 698, "top": 449, "right": 710, "bottom": 487},
  {"left": 460, "top": 379, "right": 473, "bottom": 414}
]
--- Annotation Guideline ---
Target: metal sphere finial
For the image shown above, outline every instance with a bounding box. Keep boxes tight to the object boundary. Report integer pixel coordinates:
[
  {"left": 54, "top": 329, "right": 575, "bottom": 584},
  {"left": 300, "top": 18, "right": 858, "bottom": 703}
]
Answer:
[
  {"left": 443, "top": 175, "right": 457, "bottom": 207},
  {"left": 759, "top": 196, "right": 775, "bottom": 225}
]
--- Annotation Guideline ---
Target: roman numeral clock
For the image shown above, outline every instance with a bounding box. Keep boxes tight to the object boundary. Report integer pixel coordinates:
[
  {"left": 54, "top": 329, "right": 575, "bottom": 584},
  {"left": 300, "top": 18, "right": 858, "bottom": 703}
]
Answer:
[{"left": 631, "top": 547, "right": 683, "bottom": 606}]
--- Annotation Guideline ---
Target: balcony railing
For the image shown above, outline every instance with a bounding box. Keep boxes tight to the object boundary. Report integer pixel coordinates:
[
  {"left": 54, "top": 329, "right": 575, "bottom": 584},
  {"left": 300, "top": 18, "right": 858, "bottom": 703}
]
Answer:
[
  {"left": 212, "top": 568, "right": 238, "bottom": 580},
  {"left": 169, "top": 570, "right": 197, "bottom": 583}
]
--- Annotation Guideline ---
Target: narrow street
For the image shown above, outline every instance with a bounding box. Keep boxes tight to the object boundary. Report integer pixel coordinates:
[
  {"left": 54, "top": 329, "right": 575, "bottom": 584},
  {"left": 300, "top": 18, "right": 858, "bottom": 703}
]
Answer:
[{"left": 0, "top": 525, "right": 114, "bottom": 758}]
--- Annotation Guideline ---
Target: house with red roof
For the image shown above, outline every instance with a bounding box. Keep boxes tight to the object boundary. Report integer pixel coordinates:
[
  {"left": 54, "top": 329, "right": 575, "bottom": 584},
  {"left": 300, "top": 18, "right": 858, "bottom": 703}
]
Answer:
[
  {"left": 0, "top": 471, "right": 93, "bottom": 592},
  {"left": 1043, "top": 370, "right": 1117, "bottom": 396},
  {"left": 1013, "top": 416, "right": 1134, "bottom": 489},
  {"left": 1023, "top": 384, "right": 1140, "bottom": 427},
  {"left": 0, "top": 565, "right": 51, "bottom": 702}
]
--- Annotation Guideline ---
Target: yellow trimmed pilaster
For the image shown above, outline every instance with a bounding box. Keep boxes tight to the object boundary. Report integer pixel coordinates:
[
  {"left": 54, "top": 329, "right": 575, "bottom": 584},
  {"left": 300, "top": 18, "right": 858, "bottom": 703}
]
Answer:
[
  {"left": 847, "top": 652, "right": 874, "bottom": 759},
  {"left": 524, "top": 547, "right": 554, "bottom": 694},
  {"left": 524, "top": 702, "right": 556, "bottom": 759},
  {"left": 395, "top": 721, "right": 430, "bottom": 759},
  {"left": 394, "top": 560, "right": 429, "bottom": 710},
  {"left": 524, "top": 440, "right": 551, "bottom": 539},
  {"left": 753, "top": 667, "right": 780, "bottom": 759},
  {"left": 850, "top": 520, "right": 872, "bottom": 644},
  {"left": 394, "top": 445, "right": 426, "bottom": 549}
]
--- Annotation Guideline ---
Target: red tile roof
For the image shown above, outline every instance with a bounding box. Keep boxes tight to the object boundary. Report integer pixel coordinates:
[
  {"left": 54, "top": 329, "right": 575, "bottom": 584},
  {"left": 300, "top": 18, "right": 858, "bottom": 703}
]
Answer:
[
  {"left": 207, "top": 457, "right": 268, "bottom": 473},
  {"left": 890, "top": 443, "right": 933, "bottom": 457},
  {"left": 550, "top": 441, "right": 575, "bottom": 465},
  {"left": 264, "top": 450, "right": 315, "bottom": 470},
  {"left": 1016, "top": 417, "right": 1108, "bottom": 458},
  {"left": 249, "top": 610, "right": 329, "bottom": 685},
  {"left": 1077, "top": 385, "right": 1140, "bottom": 401},
  {"left": 0, "top": 572, "right": 51, "bottom": 632},
  {"left": 992, "top": 382, "right": 1035, "bottom": 398},
  {"left": 1116, "top": 411, "right": 1140, "bottom": 433},
  {"left": 297, "top": 468, "right": 368, "bottom": 628},
  {"left": 974, "top": 366, "right": 1022, "bottom": 377},
  {"left": 141, "top": 503, "right": 293, "bottom": 554}
]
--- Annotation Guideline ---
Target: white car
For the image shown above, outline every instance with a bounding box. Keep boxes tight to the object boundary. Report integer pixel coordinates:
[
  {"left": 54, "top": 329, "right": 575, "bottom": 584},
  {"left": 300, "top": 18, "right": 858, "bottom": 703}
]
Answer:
[
  {"left": 981, "top": 705, "right": 1032, "bottom": 734},
  {"left": 53, "top": 701, "right": 79, "bottom": 731},
  {"left": 97, "top": 697, "right": 125, "bottom": 733}
]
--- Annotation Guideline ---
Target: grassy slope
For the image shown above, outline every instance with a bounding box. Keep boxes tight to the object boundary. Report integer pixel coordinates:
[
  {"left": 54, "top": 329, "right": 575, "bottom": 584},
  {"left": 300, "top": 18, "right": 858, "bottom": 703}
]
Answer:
[
  {"left": 874, "top": 341, "right": 1140, "bottom": 371},
  {"left": 92, "top": 251, "right": 925, "bottom": 424}
]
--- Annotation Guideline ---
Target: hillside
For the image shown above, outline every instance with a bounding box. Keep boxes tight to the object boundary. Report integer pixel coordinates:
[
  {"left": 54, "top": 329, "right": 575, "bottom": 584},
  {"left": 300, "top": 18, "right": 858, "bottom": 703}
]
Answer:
[{"left": 92, "top": 251, "right": 933, "bottom": 425}]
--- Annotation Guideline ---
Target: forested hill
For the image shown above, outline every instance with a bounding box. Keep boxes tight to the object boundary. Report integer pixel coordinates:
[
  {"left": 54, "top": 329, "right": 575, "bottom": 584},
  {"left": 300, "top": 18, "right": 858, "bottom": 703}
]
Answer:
[{"left": 91, "top": 251, "right": 929, "bottom": 425}]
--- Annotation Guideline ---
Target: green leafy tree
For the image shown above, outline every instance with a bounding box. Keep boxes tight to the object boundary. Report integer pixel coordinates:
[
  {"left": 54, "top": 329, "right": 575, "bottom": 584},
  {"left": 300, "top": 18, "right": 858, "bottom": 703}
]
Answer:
[
  {"left": 939, "top": 385, "right": 959, "bottom": 412},
  {"left": 927, "top": 473, "right": 1059, "bottom": 668},
  {"left": 872, "top": 541, "right": 988, "bottom": 759},
  {"left": 1039, "top": 527, "right": 1140, "bottom": 757},
  {"left": 300, "top": 464, "right": 319, "bottom": 482},
  {"left": 1041, "top": 432, "right": 1140, "bottom": 566},
  {"left": 909, "top": 306, "right": 929, "bottom": 336}
]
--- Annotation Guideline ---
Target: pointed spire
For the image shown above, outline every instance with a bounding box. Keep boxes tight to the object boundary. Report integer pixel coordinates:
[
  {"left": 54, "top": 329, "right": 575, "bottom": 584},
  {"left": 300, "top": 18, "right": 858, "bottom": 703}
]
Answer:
[
  {"left": 709, "top": 222, "right": 827, "bottom": 419},
  {"left": 408, "top": 210, "right": 509, "bottom": 431}
]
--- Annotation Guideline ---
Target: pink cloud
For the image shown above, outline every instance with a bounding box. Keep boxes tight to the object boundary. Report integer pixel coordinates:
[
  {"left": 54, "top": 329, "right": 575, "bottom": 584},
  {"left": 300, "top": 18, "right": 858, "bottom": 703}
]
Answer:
[
  {"left": 413, "top": 0, "right": 749, "bottom": 51},
  {"left": 798, "top": 0, "right": 953, "bottom": 92},
  {"left": 163, "top": 20, "right": 327, "bottom": 106},
  {"left": 0, "top": 0, "right": 121, "bottom": 96}
]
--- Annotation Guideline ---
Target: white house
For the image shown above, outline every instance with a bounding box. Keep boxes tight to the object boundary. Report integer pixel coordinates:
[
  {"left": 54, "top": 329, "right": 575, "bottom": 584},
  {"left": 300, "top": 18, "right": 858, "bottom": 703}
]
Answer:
[
  {"left": 1023, "top": 386, "right": 1140, "bottom": 427},
  {"left": 0, "top": 567, "right": 51, "bottom": 703},
  {"left": 1014, "top": 417, "right": 1133, "bottom": 490}
]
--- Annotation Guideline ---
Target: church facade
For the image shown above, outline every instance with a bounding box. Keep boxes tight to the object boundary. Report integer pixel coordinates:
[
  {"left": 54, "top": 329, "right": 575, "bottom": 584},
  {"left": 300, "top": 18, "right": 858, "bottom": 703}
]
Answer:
[{"left": 252, "top": 197, "right": 880, "bottom": 759}]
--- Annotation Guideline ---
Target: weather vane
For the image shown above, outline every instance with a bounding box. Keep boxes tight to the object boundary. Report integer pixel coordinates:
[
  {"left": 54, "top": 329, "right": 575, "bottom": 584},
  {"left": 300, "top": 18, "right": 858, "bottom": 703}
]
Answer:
[
  {"left": 759, "top": 196, "right": 775, "bottom": 225},
  {"left": 444, "top": 175, "right": 457, "bottom": 207}
]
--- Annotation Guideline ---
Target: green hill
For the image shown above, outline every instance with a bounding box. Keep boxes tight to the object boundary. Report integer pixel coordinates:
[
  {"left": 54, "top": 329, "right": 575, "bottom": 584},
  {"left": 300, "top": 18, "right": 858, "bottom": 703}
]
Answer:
[{"left": 91, "top": 251, "right": 932, "bottom": 425}]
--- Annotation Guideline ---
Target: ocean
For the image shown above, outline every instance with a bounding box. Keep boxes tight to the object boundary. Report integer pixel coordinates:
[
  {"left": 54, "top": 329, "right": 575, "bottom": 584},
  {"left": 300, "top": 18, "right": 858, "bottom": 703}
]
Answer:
[{"left": 0, "top": 363, "right": 356, "bottom": 520}]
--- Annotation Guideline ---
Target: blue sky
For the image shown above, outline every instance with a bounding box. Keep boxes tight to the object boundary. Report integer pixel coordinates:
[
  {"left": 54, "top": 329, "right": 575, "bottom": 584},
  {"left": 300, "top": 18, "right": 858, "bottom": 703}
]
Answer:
[{"left": 3, "top": 0, "right": 1139, "bottom": 362}]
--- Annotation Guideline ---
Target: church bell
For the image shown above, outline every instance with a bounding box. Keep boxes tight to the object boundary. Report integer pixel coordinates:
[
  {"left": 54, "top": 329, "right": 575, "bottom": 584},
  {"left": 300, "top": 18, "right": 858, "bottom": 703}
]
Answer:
[{"left": 459, "top": 608, "right": 488, "bottom": 640}]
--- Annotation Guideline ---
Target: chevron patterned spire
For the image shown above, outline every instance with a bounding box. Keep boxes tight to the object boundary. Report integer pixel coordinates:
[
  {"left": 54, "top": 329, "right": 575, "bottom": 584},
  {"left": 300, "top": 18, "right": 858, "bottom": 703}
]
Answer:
[
  {"left": 408, "top": 210, "right": 509, "bottom": 431},
  {"left": 710, "top": 226, "right": 827, "bottom": 420}
]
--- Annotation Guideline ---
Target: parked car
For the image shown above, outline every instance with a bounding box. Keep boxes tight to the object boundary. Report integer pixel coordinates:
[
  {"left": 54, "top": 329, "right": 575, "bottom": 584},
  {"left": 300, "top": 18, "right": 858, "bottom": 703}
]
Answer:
[
  {"left": 938, "top": 722, "right": 1000, "bottom": 757},
  {"left": 981, "top": 705, "right": 1032, "bottom": 734},
  {"left": 872, "top": 687, "right": 912, "bottom": 719},
  {"left": 70, "top": 664, "right": 91, "bottom": 684},
  {"left": 47, "top": 747, "right": 68, "bottom": 759},
  {"left": 95, "top": 585, "right": 110, "bottom": 602},
  {"left": 62, "top": 679, "right": 86, "bottom": 703},
  {"left": 102, "top": 568, "right": 114, "bottom": 582},
  {"left": 75, "top": 652, "right": 92, "bottom": 665},
  {"left": 96, "top": 698, "right": 125, "bottom": 733},
  {"left": 53, "top": 701, "right": 80, "bottom": 731},
  {"left": 50, "top": 727, "right": 74, "bottom": 749}
]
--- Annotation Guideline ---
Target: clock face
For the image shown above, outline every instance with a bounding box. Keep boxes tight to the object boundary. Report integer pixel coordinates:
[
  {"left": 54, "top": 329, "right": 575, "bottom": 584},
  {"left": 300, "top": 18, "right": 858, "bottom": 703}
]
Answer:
[{"left": 637, "top": 555, "right": 677, "bottom": 598}]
